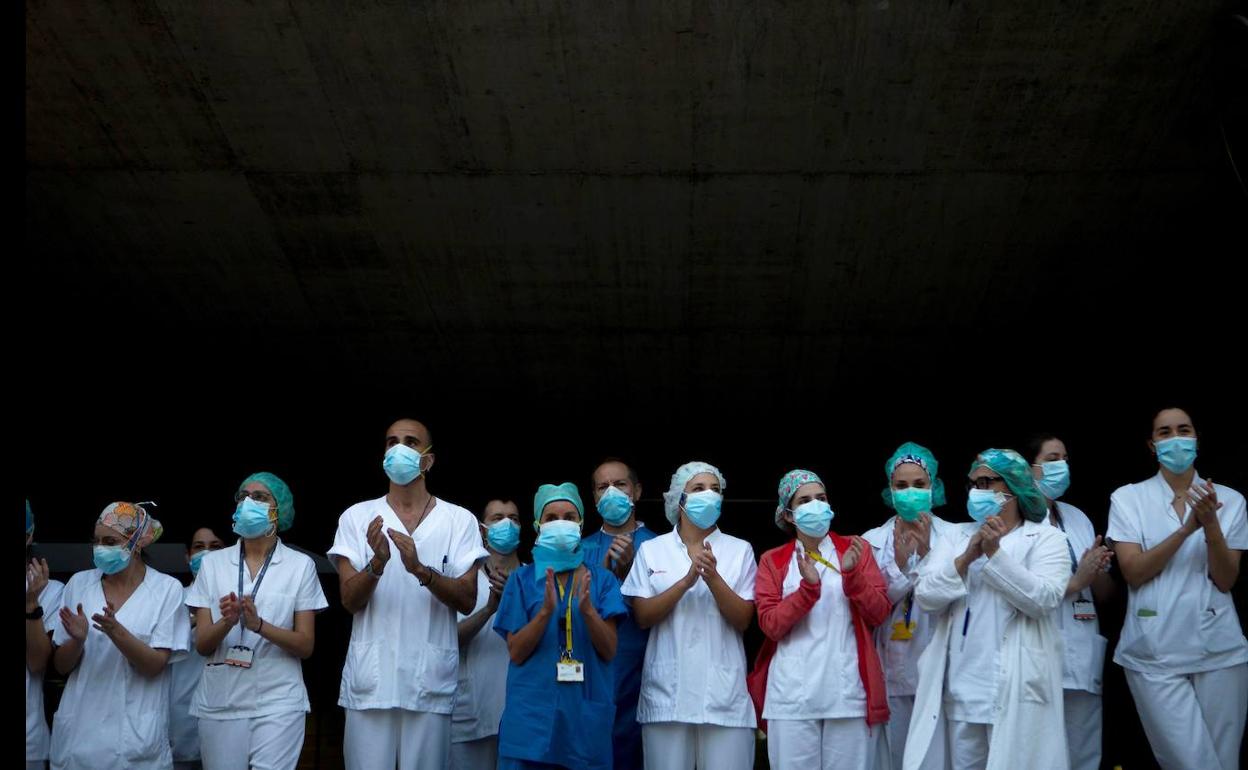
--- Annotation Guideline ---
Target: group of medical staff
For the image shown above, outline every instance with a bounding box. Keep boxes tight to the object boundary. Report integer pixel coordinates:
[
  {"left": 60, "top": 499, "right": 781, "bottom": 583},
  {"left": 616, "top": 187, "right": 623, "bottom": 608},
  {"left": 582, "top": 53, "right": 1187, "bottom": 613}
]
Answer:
[{"left": 23, "top": 407, "right": 1248, "bottom": 770}]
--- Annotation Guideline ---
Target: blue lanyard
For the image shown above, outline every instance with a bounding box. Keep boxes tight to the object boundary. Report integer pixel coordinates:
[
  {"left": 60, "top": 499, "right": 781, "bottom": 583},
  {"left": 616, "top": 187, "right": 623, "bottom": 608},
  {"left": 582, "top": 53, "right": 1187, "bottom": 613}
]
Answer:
[
  {"left": 236, "top": 542, "right": 276, "bottom": 646},
  {"left": 1052, "top": 512, "right": 1078, "bottom": 576}
]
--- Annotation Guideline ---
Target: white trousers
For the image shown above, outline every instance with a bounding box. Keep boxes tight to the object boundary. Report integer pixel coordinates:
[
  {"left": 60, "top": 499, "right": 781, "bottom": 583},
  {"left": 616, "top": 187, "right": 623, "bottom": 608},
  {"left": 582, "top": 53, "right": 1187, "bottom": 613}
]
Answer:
[
  {"left": 1061, "top": 690, "right": 1100, "bottom": 770},
  {"left": 642, "top": 722, "right": 754, "bottom": 770},
  {"left": 344, "top": 709, "right": 451, "bottom": 770},
  {"left": 945, "top": 720, "right": 991, "bottom": 770},
  {"left": 767, "top": 717, "right": 876, "bottom": 770},
  {"left": 882, "top": 695, "right": 946, "bottom": 770},
  {"left": 1125, "top": 663, "right": 1248, "bottom": 770},
  {"left": 449, "top": 735, "right": 498, "bottom": 770},
  {"left": 198, "top": 711, "right": 305, "bottom": 770}
]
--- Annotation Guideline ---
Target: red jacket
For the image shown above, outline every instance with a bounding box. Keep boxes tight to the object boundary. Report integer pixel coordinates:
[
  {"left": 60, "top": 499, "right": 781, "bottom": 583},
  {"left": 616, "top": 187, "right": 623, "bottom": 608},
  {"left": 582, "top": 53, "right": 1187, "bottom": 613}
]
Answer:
[{"left": 747, "top": 534, "right": 892, "bottom": 730}]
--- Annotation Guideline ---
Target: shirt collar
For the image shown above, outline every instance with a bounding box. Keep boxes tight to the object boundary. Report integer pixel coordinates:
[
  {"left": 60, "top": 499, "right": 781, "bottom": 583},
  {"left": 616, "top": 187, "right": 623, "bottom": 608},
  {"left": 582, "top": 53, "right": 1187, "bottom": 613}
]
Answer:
[{"left": 227, "top": 539, "right": 285, "bottom": 565}]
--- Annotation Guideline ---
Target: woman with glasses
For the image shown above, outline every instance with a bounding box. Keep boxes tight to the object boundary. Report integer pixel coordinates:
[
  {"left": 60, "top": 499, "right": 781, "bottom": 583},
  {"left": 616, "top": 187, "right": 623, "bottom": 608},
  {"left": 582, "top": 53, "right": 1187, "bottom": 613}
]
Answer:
[
  {"left": 187, "top": 472, "right": 328, "bottom": 770},
  {"left": 903, "top": 449, "right": 1069, "bottom": 770},
  {"left": 1108, "top": 408, "right": 1248, "bottom": 770},
  {"left": 1025, "top": 434, "right": 1113, "bottom": 770},
  {"left": 50, "top": 502, "right": 189, "bottom": 770}
]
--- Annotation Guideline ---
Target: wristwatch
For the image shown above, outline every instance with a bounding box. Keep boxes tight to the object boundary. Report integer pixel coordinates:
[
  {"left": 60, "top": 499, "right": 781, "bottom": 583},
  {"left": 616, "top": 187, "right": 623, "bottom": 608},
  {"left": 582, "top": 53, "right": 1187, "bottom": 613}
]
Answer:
[
  {"left": 26, "top": 605, "right": 44, "bottom": 620},
  {"left": 365, "top": 559, "right": 384, "bottom": 578}
]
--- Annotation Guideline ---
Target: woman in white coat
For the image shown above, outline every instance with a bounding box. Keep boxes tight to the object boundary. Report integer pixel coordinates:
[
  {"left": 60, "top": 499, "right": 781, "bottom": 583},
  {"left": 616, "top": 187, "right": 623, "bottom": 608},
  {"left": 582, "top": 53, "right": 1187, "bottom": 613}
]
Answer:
[
  {"left": 50, "top": 502, "right": 190, "bottom": 770},
  {"left": 902, "top": 449, "right": 1069, "bottom": 770},
  {"left": 1108, "top": 407, "right": 1248, "bottom": 770},
  {"left": 1025, "top": 434, "right": 1113, "bottom": 770}
]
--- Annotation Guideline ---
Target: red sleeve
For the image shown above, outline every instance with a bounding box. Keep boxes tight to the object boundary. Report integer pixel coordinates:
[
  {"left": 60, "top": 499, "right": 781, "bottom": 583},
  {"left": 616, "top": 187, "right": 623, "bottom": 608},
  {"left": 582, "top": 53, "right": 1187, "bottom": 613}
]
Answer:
[
  {"left": 755, "top": 551, "right": 821, "bottom": 641},
  {"left": 841, "top": 542, "right": 892, "bottom": 628}
]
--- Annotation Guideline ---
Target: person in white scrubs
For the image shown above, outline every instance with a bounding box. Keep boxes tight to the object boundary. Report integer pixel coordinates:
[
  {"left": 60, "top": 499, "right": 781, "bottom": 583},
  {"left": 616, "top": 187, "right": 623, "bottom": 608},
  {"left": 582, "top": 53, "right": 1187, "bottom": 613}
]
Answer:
[
  {"left": 1108, "top": 407, "right": 1248, "bottom": 770},
  {"left": 50, "top": 502, "right": 190, "bottom": 770},
  {"left": 1025, "top": 434, "right": 1113, "bottom": 770},
  {"left": 329, "top": 418, "right": 489, "bottom": 770},
  {"left": 450, "top": 498, "right": 523, "bottom": 770},
  {"left": 169, "top": 527, "right": 225, "bottom": 770},
  {"left": 27, "top": 501, "right": 65, "bottom": 770},
  {"left": 188, "top": 472, "right": 329, "bottom": 770},
  {"left": 861, "top": 442, "right": 957, "bottom": 770},
  {"left": 749, "top": 469, "right": 892, "bottom": 770},
  {"left": 622, "top": 461, "right": 758, "bottom": 770},
  {"left": 903, "top": 449, "right": 1069, "bottom": 770}
]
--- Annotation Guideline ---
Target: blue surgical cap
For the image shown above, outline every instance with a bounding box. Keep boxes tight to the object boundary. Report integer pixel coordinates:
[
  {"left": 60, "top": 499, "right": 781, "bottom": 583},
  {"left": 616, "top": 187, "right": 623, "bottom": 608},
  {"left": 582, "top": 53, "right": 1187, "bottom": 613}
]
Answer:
[
  {"left": 533, "top": 482, "right": 583, "bottom": 530},
  {"left": 238, "top": 472, "right": 296, "bottom": 531}
]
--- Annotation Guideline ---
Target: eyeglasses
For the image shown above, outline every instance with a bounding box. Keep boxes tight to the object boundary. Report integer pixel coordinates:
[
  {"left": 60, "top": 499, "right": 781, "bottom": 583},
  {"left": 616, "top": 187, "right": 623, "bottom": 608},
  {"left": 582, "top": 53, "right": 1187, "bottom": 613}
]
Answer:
[
  {"left": 967, "top": 476, "right": 1005, "bottom": 491},
  {"left": 235, "top": 490, "right": 275, "bottom": 504}
]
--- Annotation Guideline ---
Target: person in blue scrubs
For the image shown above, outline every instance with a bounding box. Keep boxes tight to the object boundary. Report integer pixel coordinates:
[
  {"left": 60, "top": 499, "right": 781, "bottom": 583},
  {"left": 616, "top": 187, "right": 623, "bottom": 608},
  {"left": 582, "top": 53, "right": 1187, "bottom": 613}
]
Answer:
[
  {"left": 580, "top": 458, "right": 657, "bottom": 770},
  {"left": 494, "top": 482, "right": 629, "bottom": 770}
]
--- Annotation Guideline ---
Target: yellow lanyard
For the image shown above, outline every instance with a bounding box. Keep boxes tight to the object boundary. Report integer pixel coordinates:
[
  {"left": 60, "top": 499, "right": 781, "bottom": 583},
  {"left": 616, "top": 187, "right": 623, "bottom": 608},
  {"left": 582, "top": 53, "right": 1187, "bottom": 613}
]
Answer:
[
  {"left": 804, "top": 546, "right": 840, "bottom": 574},
  {"left": 556, "top": 573, "right": 577, "bottom": 657}
]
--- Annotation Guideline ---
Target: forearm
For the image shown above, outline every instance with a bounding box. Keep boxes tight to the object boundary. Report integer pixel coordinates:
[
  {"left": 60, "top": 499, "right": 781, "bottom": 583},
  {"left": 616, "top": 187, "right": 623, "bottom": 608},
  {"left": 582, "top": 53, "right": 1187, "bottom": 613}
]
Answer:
[
  {"left": 195, "top": 617, "right": 237, "bottom": 656},
  {"left": 1119, "top": 530, "right": 1189, "bottom": 588},
  {"left": 756, "top": 582, "right": 818, "bottom": 640},
  {"left": 707, "top": 577, "right": 753, "bottom": 632},
  {"left": 340, "top": 567, "right": 381, "bottom": 614},
  {"left": 457, "top": 605, "right": 497, "bottom": 647},
  {"left": 109, "top": 629, "right": 169, "bottom": 677},
  {"left": 53, "top": 638, "right": 84, "bottom": 675},
  {"left": 26, "top": 621, "right": 52, "bottom": 674},
  {"left": 1205, "top": 528, "right": 1240, "bottom": 592},
  {"left": 253, "top": 620, "right": 314, "bottom": 659},
  {"left": 582, "top": 611, "right": 617, "bottom": 661},
  {"left": 631, "top": 582, "right": 691, "bottom": 629},
  {"left": 425, "top": 568, "right": 478, "bottom": 615},
  {"left": 506, "top": 609, "right": 553, "bottom": 664}
]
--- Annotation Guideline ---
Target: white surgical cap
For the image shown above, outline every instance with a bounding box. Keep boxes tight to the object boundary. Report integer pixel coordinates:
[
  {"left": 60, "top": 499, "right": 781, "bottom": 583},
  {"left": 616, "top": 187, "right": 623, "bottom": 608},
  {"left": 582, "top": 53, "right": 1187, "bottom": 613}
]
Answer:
[{"left": 662, "top": 461, "right": 727, "bottom": 526}]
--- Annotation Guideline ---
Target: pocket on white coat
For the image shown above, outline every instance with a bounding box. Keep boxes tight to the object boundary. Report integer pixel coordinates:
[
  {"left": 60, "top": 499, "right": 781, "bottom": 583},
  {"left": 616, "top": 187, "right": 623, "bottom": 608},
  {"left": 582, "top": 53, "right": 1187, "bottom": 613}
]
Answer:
[{"left": 1020, "top": 645, "right": 1051, "bottom": 704}]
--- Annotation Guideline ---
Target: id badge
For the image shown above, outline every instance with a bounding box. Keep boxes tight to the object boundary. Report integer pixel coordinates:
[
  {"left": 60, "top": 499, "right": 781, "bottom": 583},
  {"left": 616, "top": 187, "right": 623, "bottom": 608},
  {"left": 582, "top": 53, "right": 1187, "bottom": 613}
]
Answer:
[
  {"left": 556, "top": 659, "right": 584, "bottom": 682},
  {"left": 890, "top": 620, "right": 916, "bottom": 641},
  {"left": 225, "top": 645, "right": 254, "bottom": 668},
  {"left": 1072, "top": 599, "right": 1096, "bottom": 621}
]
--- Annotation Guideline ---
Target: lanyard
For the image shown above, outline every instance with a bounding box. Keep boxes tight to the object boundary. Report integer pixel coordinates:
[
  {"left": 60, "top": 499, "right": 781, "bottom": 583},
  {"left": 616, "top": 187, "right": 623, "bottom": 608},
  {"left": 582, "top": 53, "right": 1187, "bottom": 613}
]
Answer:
[
  {"left": 556, "top": 573, "right": 578, "bottom": 658},
  {"left": 1052, "top": 515, "right": 1090, "bottom": 604},
  {"left": 803, "top": 545, "right": 840, "bottom": 574},
  {"left": 237, "top": 542, "right": 276, "bottom": 645},
  {"left": 903, "top": 591, "right": 914, "bottom": 627}
]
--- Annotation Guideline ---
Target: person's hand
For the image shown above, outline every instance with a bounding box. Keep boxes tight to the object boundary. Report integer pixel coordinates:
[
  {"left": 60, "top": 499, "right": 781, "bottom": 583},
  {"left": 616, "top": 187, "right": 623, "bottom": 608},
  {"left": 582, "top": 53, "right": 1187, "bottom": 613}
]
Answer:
[
  {"left": 960, "top": 530, "right": 984, "bottom": 564},
  {"left": 980, "top": 517, "right": 1010, "bottom": 557},
  {"left": 219, "top": 592, "right": 242, "bottom": 627},
  {"left": 540, "top": 568, "right": 557, "bottom": 616},
  {"left": 240, "top": 595, "right": 264, "bottom": 632},
  {"left": 680, "top": 557, "right": 700, "bottom": 589},
  {"left": 486, "top": 564, "right": 509, "bottom": 609},
  {"left": 1073, "top": 536, "right": 1113, "bottom": 591},
  {"left": 59, "top": 603, "right": 89, "bottom": 642},
  {"left": 90, "top": 602, "right": 126, "bottom": 639},
  {"left": 692, "top": 542, "right": 720, "bottom": 584},
  {"left": 797, "top": 547, "right": 820, "bottom": 585},
  {"left": 26, "top": 558, "right": 50, "bottom": 611},
  {"left": 577, "top": 569, "right": 598, "bottom": 619},
  {"left": 604, "top": 534, "right": 635, "bottom": 575},
  {"left": 842, "top": 536, "right": 865, "bottom": 571},
  {"left": 366, "top": 516, "right": 391, "bottom": 569},
  {"left": 1188, "top": 480, "right": 1223, "bottom": 531},
  {"left": 386, "top": 528, "right": 425, "bottom": 578}
]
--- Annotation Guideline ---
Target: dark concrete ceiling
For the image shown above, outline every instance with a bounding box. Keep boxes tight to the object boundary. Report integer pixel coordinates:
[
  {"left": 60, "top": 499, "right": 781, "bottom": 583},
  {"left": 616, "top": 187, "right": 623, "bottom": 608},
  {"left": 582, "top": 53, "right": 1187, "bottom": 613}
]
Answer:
[{"left": 23, "top": 2, "right": 1246, "bottom": 533}]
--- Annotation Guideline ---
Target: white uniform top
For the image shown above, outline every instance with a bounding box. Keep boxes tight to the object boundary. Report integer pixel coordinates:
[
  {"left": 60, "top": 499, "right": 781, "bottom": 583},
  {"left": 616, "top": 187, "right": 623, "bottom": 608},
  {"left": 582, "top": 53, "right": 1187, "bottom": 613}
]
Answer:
[
  {"left": 941, "top": 522, "right": 1069, "bottom": 723},
  {"left": 51, "top": 567, "right": 190, "bottom": 770},
  {"left": 168, "top": 586, "right": 205, "bottom": 760},
  {"left": 451, "top": 569, "right": 510, "bottom": 743},
  {"left": 26, "top": 577, "right": 64, "bottom": 762},
  {"left": 1108, "top": 472, "right": 1248, "bottom": 674},
  {"left": 763, "top": 536, "right": 864, "bottom": 720},
  {"left": 1044, "top": 502, "right": 1108, "bottom": 694},
  {"left": 329, "top": 496, "right": 489, "bottom": 713},
  {"left": 621, "top": 527, "right": 758, "bottom": 728},
  {"left": 862, "top": 514, "right": 957, "bottom": 698},
  {"left": 187, "top": 540, "right": 327, "bottom": 719}
]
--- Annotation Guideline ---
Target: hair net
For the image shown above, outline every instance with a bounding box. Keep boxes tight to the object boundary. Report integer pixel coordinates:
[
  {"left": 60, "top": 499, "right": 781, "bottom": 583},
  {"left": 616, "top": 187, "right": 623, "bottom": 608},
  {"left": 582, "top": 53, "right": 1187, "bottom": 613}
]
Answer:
[
  {"left": 881, "top": 441, "right": 947, "bottom": 509},
  {"left": 97, "top": 501, "right": 164, "bottom": 549},
  {"left": 238, "top": 472, "right": 296, "bottom": 532},
  {"left": 775, "top": 469, "right": 824, "bottom": 529},
  {"left": 26, "top": 499, "right": 34, "bottom": 536},
  {"left": 533, "top": 482, "right": 583, "bottom": 529},
  {"left": 969, "top": 448, "right": 1047, "bottom": 522},
  {"left": 662, "top": 461, "right": 727, "bottom": 526}
]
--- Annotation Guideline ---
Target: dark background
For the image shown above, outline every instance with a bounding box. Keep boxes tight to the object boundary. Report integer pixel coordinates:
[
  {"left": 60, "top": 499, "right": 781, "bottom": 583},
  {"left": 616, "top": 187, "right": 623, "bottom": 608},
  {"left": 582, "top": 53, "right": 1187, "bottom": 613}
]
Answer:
[{"left": 23, "top": 1, "right": 1248, "bottom": 768}]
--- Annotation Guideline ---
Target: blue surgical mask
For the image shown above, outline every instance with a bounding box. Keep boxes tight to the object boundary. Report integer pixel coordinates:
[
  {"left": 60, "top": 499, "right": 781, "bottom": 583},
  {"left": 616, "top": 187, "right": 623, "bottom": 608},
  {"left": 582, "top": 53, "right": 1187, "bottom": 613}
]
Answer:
[
  {"left": 891, "top": 487, "right": 932, "bottom": 522},
  {"left": 93, "top": 544, "right": 132, "bottom": 575},
  {"left": 792, "top": 499, "right": 834, "bottom": 537},
  {"left": 532, "top": 519, "right": 584, "bottom": 577},
  {"left": 1034, "top": 461, "right": 1071, "bottom": 500},
  {"left": 967, "top": 489, "right": 1007, "bottom": 522},
  {"left": 383, "top": 444, "right": 424, "bottom": 486},
  {"left": 233, "top": 497, "right": 275, "bottom": 539},
  {"left": 1155, "top": 437, "right": 1197, "bottom": 474},
  {"left": 486, "top": 519, "right": 521, "bottom": 554},
  {"left": 189, "top": 550, "right": 208, "bottom": 576},
  {"left": 597, "top": 486, "right": 634, "bottom": 526},
  {"left": 682, "top": 490, "right": 723, "bottom": 530}
]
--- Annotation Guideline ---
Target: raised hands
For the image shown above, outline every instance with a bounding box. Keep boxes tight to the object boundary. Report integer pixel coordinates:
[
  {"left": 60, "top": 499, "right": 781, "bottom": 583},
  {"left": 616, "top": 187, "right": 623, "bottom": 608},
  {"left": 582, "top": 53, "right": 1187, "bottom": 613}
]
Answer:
[
  {"left": 386, "top": 527, "right": 424, "bottom": 577},
  {"left": 841, "top": 536, "right": 866, "bottom": 571},
  {"left": 366, "top": 516, "right": 392, "bottom": 569},
  {"left": 59, "top": 603, "right": 89, "bottom": 642}
]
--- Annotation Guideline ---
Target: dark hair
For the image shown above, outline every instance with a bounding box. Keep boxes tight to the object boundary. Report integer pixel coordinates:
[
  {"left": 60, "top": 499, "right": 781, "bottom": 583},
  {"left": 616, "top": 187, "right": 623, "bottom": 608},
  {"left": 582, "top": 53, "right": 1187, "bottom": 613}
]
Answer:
[
  {"left": 386, "top": 417, "right": 434, "bottom": 449},
  {"left": 592, "top": 457, "right": 639, "bottom": 486},
  {"left": 1022, "top": 433, "right": 1062, "bottom": 464},
  {"left": 1149, "top": 406, "right": 1196, "bottom": 435},
  {"left": 480, "top": 499, "right": 518, "bottom": 520}
]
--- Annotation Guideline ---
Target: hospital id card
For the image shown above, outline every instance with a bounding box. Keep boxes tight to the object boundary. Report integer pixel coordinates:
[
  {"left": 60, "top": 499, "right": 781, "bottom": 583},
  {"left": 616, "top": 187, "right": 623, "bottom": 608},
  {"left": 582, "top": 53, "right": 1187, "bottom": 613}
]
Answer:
[
  {"left": 890, "top": 620, "right": 917, "bottom": 641},
  {"left": 225, "top": 645, "right": 254, "bottom": 668},
  {"left": 1072, "top": 600, "right": 1096, "bottom": 621},
  {"left": 556, "top": 659, "right": 584, "bottom": 682}
]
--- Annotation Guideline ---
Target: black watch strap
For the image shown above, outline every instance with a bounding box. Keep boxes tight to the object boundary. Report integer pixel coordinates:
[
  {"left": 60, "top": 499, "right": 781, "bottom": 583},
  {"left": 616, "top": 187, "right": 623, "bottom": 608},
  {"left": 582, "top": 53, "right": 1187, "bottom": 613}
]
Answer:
[{"left": 26, "top": 605, "right": 44, "bottom": 620}]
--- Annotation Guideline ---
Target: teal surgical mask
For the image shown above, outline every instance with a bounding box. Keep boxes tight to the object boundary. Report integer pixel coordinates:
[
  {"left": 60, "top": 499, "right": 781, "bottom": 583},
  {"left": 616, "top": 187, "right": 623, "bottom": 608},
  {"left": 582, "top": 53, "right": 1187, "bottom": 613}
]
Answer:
[
  {"left": 792, "top": 499, "right": 834, "bottom": 537},
  {"left": 532, "top": 519, "right": 584, "bottom": 577},
  {"left": 486, "top": 519, "right": 521, "bottom": 554},
  {"left": 892, "top": 487, "right": 932, "bottom": 522},
  {"left": 682, "top": 490, "right": 723, "bottom": 530},
  {"left": 596, "top": 486, "right": 634, "bottom": 526},
  {"left": 1033, "top": 460, "right": 1071, "bottom": 500},
  {"left": 1154, "top": 437, "right": 1197, "bottom": 474},
  {"left": 967, "top": 489, "right": 1008, "bottom": 522},
  {"left": 232, "top": 497, "right": 275, "bottom": 539},
  {"left": 383, "top": 444, "right": 424, "bottom": 486},
  {"left": 93, "top": 544, "right": 131, "bottom": 575}
]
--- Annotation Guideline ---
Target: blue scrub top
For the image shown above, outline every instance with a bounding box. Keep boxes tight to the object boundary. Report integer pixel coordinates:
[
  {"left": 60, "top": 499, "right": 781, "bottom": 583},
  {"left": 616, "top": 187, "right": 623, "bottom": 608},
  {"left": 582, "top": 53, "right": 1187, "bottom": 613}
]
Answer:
[
  {"left": 580, "top": 524, "right": 658, "bottom": 656},
  {"left": 494, "top": 562, "right": 629, "bottom": 769}
]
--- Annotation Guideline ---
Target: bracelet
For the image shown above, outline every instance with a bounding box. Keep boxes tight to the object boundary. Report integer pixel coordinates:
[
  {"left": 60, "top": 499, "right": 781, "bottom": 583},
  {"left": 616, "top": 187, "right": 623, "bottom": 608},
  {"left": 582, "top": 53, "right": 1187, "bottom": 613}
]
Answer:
[
  {"left": 365, "top": 560, "right": 384, "bottom": 579},
  {"left": 418, "top": 567, "right": 436, "bottom": 587},
  {"left": 256, "top": 618, "right": 264, "bottom": 634}
]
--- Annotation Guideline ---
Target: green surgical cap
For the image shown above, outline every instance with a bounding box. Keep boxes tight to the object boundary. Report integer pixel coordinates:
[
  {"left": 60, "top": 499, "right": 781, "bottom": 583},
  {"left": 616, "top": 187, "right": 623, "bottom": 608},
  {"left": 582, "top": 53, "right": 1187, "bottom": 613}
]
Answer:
[
  {"left": 881, "top": 442, "right": 947, "bottom": 509},
  {"left": 238, "top": 472, "right": 296, "bottom": 532},
  {"left": 533, "top": 482, "right": 583, "bottom": 530},
  {"left": 968, "top": 448, "right": 1047, "bottom": 522}
]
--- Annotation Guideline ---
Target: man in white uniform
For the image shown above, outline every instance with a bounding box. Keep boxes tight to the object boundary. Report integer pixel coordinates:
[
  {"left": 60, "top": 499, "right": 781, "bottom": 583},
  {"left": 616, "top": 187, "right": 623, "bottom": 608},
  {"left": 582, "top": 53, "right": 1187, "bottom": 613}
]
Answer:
[{"left": 330, "top": 418, "right": 489, "bottom": 770}]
